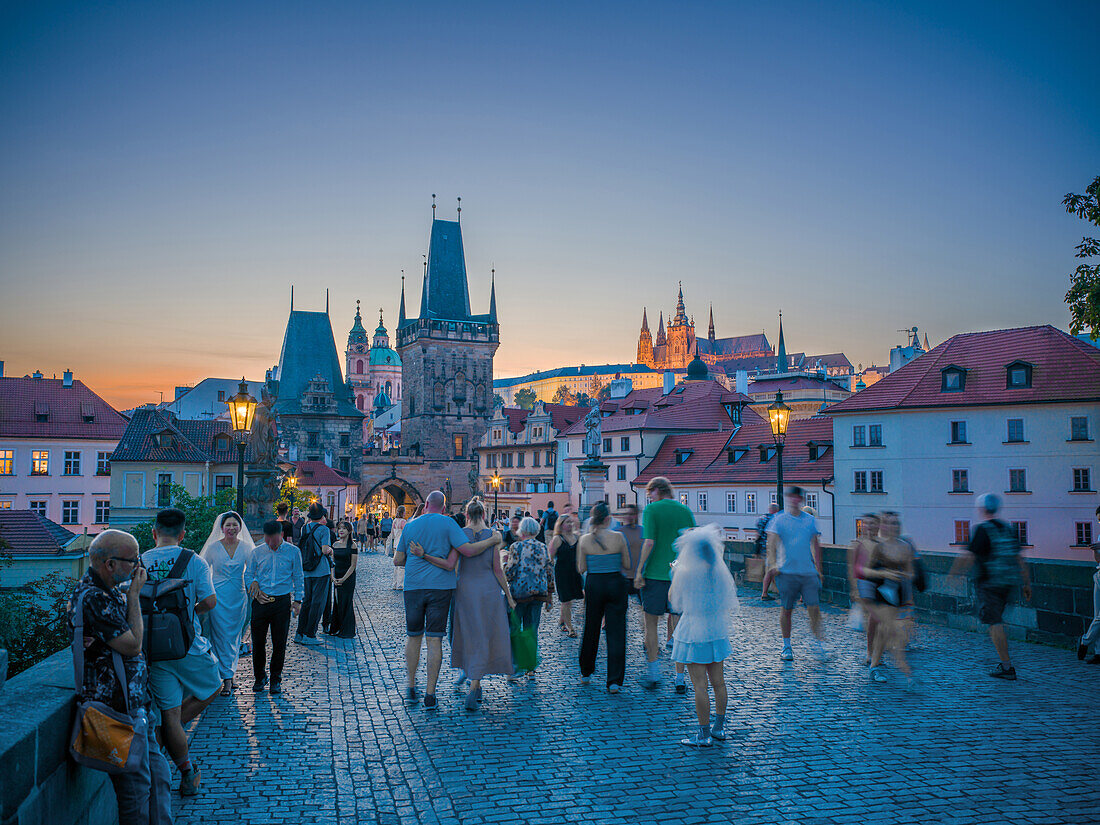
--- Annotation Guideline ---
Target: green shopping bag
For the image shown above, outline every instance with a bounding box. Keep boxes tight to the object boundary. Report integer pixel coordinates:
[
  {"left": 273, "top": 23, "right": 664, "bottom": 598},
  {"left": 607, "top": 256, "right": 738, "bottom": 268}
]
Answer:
[{"left": 508, "top": 609, "right": 539, "bottom": 673}]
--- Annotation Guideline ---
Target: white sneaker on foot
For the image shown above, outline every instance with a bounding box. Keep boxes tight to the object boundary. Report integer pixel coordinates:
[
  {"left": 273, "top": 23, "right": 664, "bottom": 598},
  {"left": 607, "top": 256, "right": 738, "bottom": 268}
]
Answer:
[{"left": 779, "top": 646, "right": 794, "bottom": 661}]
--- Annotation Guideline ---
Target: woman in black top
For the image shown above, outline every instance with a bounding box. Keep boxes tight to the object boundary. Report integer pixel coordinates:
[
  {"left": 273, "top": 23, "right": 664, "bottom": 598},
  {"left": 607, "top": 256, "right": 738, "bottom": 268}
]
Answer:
[
  {"left": 325, "top": 520, "right": 359, "bottom": 638},
  {"left": 549, "top": 514, "right": 584, "bottom": 637}
]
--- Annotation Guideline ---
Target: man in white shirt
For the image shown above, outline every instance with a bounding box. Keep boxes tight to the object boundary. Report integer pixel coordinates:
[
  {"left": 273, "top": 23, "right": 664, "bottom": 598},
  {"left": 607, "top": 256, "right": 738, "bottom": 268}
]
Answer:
[
  {"left": 766, "top": 486, "right": 828, "bottom": 663},
  {"left": 248, "top": 521, "right": 304, "bottom": 693}
]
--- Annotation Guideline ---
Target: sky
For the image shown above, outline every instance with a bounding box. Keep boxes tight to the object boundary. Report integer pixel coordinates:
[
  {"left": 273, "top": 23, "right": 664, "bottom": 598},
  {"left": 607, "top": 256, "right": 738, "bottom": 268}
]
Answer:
[{"left": 1, "top": 0, "right": 1097, "bottom": 409}]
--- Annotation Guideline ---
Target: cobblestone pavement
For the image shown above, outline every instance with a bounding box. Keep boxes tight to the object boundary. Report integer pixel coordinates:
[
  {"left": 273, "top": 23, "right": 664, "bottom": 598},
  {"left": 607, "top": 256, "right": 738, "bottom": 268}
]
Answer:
[{"left": 175, "top": 552, "right": 1099, "bottom": 825}]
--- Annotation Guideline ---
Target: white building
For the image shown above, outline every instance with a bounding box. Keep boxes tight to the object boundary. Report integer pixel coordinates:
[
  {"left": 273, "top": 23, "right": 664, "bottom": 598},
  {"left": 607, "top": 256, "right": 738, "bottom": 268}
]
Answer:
[
  {"left": 163, "top": 377, "right": 265, "bottom": 421},
  {"left": 0, "top": 371, "right": 128, "bottom": 533},
  {"left": 827, "top": 325, "right": 1100, "bottom": 561}
]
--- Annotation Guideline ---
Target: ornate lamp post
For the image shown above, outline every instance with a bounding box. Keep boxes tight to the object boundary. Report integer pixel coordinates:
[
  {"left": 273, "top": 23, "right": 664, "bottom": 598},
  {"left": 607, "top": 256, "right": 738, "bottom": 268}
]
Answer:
[
  {"left": 768, "top": 390, "right": 791, "bottom": 507},
  {"left": 492, "top": 471, "right": 501, "bottom": 524},
  {"left": 225, "top": 378, "right": 258, "bottom": 518}
]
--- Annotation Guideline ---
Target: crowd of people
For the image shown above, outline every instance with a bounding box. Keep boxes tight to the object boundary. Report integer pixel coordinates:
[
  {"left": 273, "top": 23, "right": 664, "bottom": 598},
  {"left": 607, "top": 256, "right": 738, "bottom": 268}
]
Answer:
[{"left": 67, "top": 479, "right": 1100, "bottom": 825}]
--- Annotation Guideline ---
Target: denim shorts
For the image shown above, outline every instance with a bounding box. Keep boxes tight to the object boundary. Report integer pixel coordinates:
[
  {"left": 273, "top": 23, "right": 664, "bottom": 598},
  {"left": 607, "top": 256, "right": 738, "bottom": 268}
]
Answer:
[
  {"left": 148, "top": 650, "right": 222, "bottom": 710},
  {"left": 640, "top": 578, "right": 678, "bottom": 616},
  {"left": 404, "top": 589, "right": 453, "bottom": 638},
  {"left": 776, "top": 572, "right": 821, "bottom": 610}
]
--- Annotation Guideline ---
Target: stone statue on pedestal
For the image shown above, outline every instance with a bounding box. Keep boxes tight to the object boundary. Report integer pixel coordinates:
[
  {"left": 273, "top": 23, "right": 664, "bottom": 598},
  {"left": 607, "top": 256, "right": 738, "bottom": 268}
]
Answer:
[
  {"left": 583, "top": 404, "right": 602, "bottom": 460},
  {"left": 243, "top": 394, "right": 281, "bottom": 535}
]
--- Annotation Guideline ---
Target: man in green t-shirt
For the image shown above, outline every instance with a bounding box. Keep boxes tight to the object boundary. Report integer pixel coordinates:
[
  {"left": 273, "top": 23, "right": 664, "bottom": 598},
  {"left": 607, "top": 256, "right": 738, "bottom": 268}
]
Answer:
[{"left": 634, "top": 476, "right": 695, "bottom": 690}]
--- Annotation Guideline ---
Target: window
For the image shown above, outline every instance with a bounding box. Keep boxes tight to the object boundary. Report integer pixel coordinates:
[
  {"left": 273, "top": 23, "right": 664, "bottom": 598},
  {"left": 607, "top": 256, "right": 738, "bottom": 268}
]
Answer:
[
  {"left": 727, "top": 448, "right": 747, "bottom": 464},
  {"left": 31, "top": 450, "right": 49, "bottom": 475},
  {"left": 1005, "top": 361, "right": 1032, "bottom": 389},
  {"left": 453, "top": 434, "right": 466, "bottom": 459},
  {"left": 502, "top": 453, "right": 512, "bottom": 468},
  {"left": 327, "top": 492, "right": 336, "bottom": 511},
  {"left": 698, "top": 492, "right": 708, "bottom": 512},
  {"left": 617, "top": 494, "right": 627, "bottom": 509},
  {"left": 215, "top": 475, "right": 233, "bottom": 493},
  {"left": 1007, "top": 419, "right": 1025, "bottom": 443},
  {"left": 805, "top": 492, "right": 817, "bottom": 511},
  {"left": 30, "top": 500, "right": 47, "bottom": 518},
  {"left": 1073, "top": 468, "right": 1092, "bottom": 492},
  {"left": 1075, "top": 522, "right": 1093, "bottom": 546},
  {"left": 339, "top": 432, "right": 350, "bottom": 448},
  {"left": 157, "top": 474, "right": 172, "bottom": 507},
  {"left": 852, "top": 425, "right": 866, "bottom": 447},
  {"left": 617, "top": 465, "right": 627, "bottom": 481},
  {"left": 339, "top": 457, "right": 350, "bottom": 474},
  {"left": 517, "top": 451, "right": 525, "bottom": 468},
  {"left": 952, "top": 469, "right": 969, "bottom": 493},
  {"left": 954, "top": 520, "right": 970, "bottom": 545},
  {"left": 533, "top": 452, "right": 540, "bottom": 468},
  {"left": 494, "top": 429, "right": 502, "bottom": 442},
  {"left": 95, "top": 500, "right": 110, "bottom": 524},
  {"left": 726, "top": 492, "right": 736, "bottom": 513},
  {"left": 603, "top": 438, "right": 612, "bottom": 453},
  {"left": 854, "top": 471, "right": 868, "bottom": 492},
  {"left": 1071, "top": 416, "right": 1090, "bottom": 441},
  {"left": 217, "top": 390, "right": 226, "bottom": 402},
  {"left": 770, "top": 491, "right": 777, "bottom": 506},
  {"left": 679, "top": 493, "right": 688, "bottom": 507},
  {"left": 307, "top": 432, "right": 319, "bottom": 448},
  {"left": 1012, "top": 521, "right": 1029, "bottom": 546},
  {"left": 0, "top": 501, "right": 11, "bottom": 509},
  {"left": 0, "top": 450, "right": 12, "bottom": 475},
  {"left": 746, "top": 493, "right": 757, "bottom": 514},
  {"left": 97, "top": 451, "right": 111, "bottom": 474},
  {"left": 870, "top": 471, "right": 883, "bottom": 493},
  {"left": 64, "top": 451, "right": 81, "bottom": 475},
  {"left": 62, "top": 500, "right": 79, "bottom": 524},
  {"left": 869, "top": 425, "right": 882, "bottom": 447},
  {"left": 546, "top": 450, "right": 554, "bottom": 465},
  {"left": 1009, "top": 469, "right": 1027, "bottom": 493},
  {"left": 620, "top": 437, "right": 630, "bottom": 451},
  {"left": 676, "top": 449, "right": 694, "bottom": 465},
  {"left": 941, "top": 367, "right": 966, "bottom": 392},
  {"left": 950, "top": 421, "right": 968, "bottom": 444}
]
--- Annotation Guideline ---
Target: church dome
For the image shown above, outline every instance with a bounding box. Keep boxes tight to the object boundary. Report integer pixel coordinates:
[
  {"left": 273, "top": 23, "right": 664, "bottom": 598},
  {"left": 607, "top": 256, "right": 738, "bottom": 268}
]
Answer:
[
  {"left": 686, "top": 353, "right": 709, "bottom": 381},
  {"left": 373, "top": 389, "right": 392, "bottom": 410},
  {"left": 369, "top": 347, "right": 400, "bottom": 367}
]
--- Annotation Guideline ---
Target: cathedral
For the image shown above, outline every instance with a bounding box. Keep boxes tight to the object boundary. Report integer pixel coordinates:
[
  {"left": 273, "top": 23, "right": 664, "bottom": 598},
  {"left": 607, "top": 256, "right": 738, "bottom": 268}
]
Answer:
[
  {"left": 346, "top": 302, "right": 402, "bottom": 445},
  {"left": 637, "top": 284, "right": 773, "bottom": 371}
]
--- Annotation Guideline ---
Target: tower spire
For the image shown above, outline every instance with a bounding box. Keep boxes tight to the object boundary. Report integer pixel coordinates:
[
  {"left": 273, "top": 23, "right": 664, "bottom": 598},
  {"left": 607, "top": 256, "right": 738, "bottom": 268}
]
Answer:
[
  {"left": 326, "top": 288, "right": 329, "bottom": 315},
  {"left": 457, "top": 196, "right": 461, "bottom": 223},
  {"left": 708, "top": 304, "right": 715, "bottom": 341},
  {"left": 641, "top": 307, "right": 650, "bottom": 333},
  {"left": 290, "top": 285, "right": 294, "bottom": 311},
  {"left": 776, "top": 310, "right": 787, "bottom": 373},
  {"left": 398, "top": 272, "right": 407, "bottom": 326},
  {"left": 656, "top": 310, "right": 666, "bottom": 346},
  {"left": 488, "top": 266, "right": 497, "bottom": 322},
  {"left": 432, "top": 193, "right": 436, "bottom": 220}
]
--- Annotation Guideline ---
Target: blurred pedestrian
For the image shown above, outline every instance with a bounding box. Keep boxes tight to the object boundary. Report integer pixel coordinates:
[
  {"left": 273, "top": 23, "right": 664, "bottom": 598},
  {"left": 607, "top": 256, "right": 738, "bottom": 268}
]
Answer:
[
  {"left": 766, "top": 486, "right": 829, "bottom": 663},
  {"left": 847, "top": 513, "right": 881, "bottom": 665},
  {"left": 865, "top": 511, "right": 916, "bottom": 687}
]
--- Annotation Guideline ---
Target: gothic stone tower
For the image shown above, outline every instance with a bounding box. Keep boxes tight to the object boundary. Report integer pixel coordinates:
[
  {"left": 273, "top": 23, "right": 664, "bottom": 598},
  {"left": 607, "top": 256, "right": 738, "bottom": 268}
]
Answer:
[
  {"left": 636, "top": 308, "right": 654, "bottom": 367},
  {"left": 395, "top": 214, "right": 498, "bottom": 503}
]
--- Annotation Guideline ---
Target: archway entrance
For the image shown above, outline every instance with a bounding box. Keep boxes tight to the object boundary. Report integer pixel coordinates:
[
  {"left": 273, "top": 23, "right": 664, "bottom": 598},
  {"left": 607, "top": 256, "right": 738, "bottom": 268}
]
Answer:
[{"left": 361, "top": 477, "right": 422, "bottom": 518}]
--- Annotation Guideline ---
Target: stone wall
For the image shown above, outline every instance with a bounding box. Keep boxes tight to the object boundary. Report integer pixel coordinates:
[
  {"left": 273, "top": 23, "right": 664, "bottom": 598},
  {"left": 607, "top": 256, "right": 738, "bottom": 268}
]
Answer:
[
  {"left": 723, "top": 540, "right": 1096, "bottom": 647},
  {"left": 0, "top": 650, "right": 117, "bottom": 825},
  {"left": 278, "top": 413, "right": 363, "bottom": 479}
]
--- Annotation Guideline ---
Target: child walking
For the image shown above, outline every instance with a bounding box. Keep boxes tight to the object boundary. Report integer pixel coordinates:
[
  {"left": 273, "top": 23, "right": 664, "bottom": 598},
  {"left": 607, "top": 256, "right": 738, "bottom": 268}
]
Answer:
[{"left": 668, "top": 524, "right": 739, "bottom": 747}]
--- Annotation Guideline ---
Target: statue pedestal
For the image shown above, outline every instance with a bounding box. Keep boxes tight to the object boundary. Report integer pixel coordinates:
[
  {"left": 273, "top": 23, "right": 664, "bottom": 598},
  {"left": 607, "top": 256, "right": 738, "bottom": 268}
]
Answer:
[{"left": 577, "top": 459, "right": 609, "bottom": 524}]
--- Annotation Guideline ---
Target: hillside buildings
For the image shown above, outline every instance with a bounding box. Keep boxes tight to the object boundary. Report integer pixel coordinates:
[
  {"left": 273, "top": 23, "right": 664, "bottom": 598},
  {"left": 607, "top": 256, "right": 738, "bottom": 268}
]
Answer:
[{"left": 494, "top": 363, "right": 662, "bottom": 406}]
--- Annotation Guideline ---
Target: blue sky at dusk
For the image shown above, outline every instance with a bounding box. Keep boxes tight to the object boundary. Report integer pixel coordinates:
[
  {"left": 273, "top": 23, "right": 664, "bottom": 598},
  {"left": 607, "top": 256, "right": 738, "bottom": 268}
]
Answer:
[{"left": 1, "top": 0, "right": 1097, "bottom": 407}]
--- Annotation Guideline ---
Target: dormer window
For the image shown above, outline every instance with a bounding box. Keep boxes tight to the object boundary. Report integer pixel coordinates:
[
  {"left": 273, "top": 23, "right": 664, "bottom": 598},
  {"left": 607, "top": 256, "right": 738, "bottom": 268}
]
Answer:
[
  {"left": 941, "top": 366, "right": 967, "bottom": 393},
  {"left": 1005, "top": 361, "right": 1033, "bottom": 389},
  {"left": 675, "top": 449, "right": 693, "bottom": 465},
  {"left": 81, "top": 402, "right": 95, "bottom": 423},
  {"left": 727, "top": 447, "right": 748, "bottom": 464},
  {"left": 34, "top": 401, "right": 49, "bottom": 423},
  {"left": 759, "top": 445, "right": 777, "bottom": 462},
  {"left": 155, "top": 431, "right": 175, "bottom": 449},
  {"left": 214, "top": 434, "right": 231, "bottom": 452}
]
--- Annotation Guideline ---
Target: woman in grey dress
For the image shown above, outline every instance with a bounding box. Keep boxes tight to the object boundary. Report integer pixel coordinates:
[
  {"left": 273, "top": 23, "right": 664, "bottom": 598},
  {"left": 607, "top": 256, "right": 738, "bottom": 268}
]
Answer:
[{"left": 451, "top": 499, "right": 515, "bottom": 711}]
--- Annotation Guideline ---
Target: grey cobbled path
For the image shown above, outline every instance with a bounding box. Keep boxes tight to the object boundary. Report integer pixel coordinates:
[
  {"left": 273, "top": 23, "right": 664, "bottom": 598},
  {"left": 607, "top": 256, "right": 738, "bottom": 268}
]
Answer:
[{"left": 174, "top": 552, "right": 1100, "bottom": 825}]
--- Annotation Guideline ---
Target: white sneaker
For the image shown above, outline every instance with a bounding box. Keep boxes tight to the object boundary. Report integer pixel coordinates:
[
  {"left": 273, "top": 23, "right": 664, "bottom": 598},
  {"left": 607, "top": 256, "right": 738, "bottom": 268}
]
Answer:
[
  {"left": 580, "top": 675, "right": 591, "bottom": 686},
  {"left": 813, "top": 643, "right": 831, "bottom": 663},
  {"left": 608, "top": 684, "right": 620, "bottom": 694},
  {"left": 779, "top": 646, "right": 794, "bottom": 661}
]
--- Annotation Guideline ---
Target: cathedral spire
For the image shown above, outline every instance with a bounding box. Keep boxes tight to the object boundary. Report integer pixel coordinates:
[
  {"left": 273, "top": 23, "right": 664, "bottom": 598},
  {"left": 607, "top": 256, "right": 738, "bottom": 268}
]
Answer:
[
  {"left": 708, "top": 304, "right": 715, "bottom": 342},
  {"left": 656, "top": 310, "right": 666, "bottom": 346},
  {"left": 776, "top": 311, "right": 788, "bottom": 373},
  {"left": 673, "top": 281, "right": 688, "bottom": 325},
  {"left": 641, "top": 307, "right": 650, "bottom": 333},
  {"left": 398, "top": 272, "right": 406, "bottom": 327},
  {"left": 488, "top": 267, "right": 497, "bottom": 323}
]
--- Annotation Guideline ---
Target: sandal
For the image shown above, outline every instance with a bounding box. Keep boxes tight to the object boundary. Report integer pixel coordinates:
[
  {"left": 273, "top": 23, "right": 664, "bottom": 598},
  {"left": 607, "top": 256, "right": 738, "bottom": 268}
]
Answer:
[
  {"left": 220, "top": 682, "right": 233, "bottom": 696},
  {"left": 567, "top": 629, "right": 578, "bottom": 638}
]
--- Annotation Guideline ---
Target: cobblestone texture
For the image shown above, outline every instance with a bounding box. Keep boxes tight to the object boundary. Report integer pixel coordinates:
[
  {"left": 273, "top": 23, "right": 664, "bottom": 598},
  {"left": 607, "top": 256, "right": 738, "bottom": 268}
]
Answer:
[{"left": 175, "top": 553, "right": 1099, "bottom": 825}]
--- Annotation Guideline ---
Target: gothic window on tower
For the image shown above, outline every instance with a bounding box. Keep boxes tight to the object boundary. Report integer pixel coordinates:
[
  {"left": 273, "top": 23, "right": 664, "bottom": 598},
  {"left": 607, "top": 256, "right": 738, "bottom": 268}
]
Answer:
[
  {"left": 434, "top": 382, "right": 444, "bottom": 410},
  {"left": 453, "top": 434, "right": 466, "bottom": 458}
]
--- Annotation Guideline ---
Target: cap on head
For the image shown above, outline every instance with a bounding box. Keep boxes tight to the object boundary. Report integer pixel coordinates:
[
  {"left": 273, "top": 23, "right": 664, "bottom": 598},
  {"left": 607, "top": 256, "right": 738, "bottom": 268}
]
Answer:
[{"left": 977, "top": 492, "right": 1001, "bottom": 515}]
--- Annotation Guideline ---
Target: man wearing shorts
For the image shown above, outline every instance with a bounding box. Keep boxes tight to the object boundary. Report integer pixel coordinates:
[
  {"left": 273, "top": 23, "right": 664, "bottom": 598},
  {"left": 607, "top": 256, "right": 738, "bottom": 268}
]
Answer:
[
  {"left": 141, "top": 508, "right": 222, "bottom": 796},
  {"left": 634, "top": 477, "right": 695, "bottom": 691},
  {"left": 394, "top": 490, "right": 501, "bottom": 709},
  {"left": 766, "top": 486, "right": 829, "bottom": 662}
]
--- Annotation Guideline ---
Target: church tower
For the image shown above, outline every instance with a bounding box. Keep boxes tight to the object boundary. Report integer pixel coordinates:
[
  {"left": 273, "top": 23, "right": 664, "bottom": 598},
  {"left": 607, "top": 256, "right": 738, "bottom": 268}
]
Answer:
[
  {"left": 396, "top": 208, "right": 499, "bottom": 502},
  {"left": 636, "top": 308, "right": 654, "bottom": 367}
]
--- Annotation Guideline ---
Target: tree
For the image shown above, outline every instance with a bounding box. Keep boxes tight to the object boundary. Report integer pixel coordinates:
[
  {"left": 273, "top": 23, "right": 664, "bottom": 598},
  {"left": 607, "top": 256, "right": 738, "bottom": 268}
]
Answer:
[
  {"left": 575, "top": 392, "right": 594, "bottom": 407},
  {"left": 551, "top": 384, "right": 574, "bottom": 405},
  {"left": 0, "top": 535, "right": 75, "bottom": 678},
  {"left": 596, "top": 383, "right": 613, "bottom": 403},
  {"left": 276, "top": 478, "right": 316, "bottom": 519},
  {"left": 493, "top": 393, "right": 505, "bottom": 410},
  {"left": 127, "top": 483, "right": 238, "bottom": 551},
  {"left": 589, "top": 377, "right": 605, "bottom": 399},
  {"left": 1064, "top": 175, "right": 1100, "bottom": 340},
  {"left": 514, "top": 388, "right": 537, "bottom": 410}
]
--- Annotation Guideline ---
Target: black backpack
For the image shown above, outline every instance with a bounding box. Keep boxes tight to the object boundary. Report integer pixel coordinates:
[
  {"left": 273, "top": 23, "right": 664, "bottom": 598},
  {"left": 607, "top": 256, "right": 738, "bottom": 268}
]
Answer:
[
  {"left": 300, "top": 523, "right": 324, "bottom": 572},
  {"left": 139, "top": 550, "right": 196, "bottom": 662},
  {"left": 543, "top": 509, "right": 558, "bottom": 532}
]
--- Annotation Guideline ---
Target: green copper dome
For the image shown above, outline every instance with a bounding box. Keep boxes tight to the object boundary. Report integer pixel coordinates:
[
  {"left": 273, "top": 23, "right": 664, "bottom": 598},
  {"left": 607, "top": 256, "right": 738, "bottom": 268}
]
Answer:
[{"left": 369, "top": 347, "right": 400, "bottom": 367}]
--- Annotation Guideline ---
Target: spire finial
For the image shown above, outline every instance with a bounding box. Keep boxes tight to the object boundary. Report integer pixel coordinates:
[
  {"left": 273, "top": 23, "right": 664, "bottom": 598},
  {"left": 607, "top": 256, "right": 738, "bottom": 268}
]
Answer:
[
  {"left": 290, "top": 284, "right": 294, "bottom": 311},
  {"left": 379, "top": 307, "right": 384, "bottom": 327},
  {"left": 432, "top": 193, "right": 436, "bottom": 218},
  {"left": 457, "top": 196, "right": 461, "bottom": 222},
  {"left": 355, "top": 298, "right": 361, "bottom": 320},
  {"left": 326, "top": 288, "right": 329, "bottom": 315}
]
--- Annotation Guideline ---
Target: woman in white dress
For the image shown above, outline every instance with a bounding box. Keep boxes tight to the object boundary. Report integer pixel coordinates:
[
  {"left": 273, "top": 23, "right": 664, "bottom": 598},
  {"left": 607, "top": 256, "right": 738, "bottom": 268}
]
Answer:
[
  {"left": 388, "top": 504, "right": 408, "bottom": 591},
  {"left": 200, "top": 511, "right": 255, "bottom": 695}
]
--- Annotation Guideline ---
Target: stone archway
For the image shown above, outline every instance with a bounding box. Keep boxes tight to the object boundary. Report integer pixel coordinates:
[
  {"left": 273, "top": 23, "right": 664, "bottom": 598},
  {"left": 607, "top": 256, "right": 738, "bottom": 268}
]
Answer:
[{"left": 361, "top": 476, "right": 422, "bottom": 516}]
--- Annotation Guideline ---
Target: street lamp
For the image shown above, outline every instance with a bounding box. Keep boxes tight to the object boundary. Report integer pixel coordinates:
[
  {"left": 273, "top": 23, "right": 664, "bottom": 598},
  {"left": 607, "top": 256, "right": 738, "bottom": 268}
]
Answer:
[
  {"left": 225, "top": 378, "right": 257, "bottom": 518},
  {"left": 768, "top": 390, "right": 791, "bottom": 507},
  {"left": 492, "top": 472, "right": 501, "bottom": 525}
]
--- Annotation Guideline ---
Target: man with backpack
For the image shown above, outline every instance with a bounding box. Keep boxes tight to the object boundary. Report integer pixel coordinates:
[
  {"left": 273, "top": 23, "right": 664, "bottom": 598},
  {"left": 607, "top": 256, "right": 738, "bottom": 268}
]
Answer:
[
  {"left": 140, "top": 508, "right": 220, "bottom": 797},
  {"left": 953, "top": 493, "right": 1032, "bottom": 680},
  {"left": 295, "top": 502, "right": 333, "bottom": 645}
]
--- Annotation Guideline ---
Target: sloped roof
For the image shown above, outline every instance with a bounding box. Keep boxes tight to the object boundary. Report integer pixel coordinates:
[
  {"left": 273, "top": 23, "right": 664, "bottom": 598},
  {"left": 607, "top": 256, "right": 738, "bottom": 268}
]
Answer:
[
  {"left": 827, "top": 325, "right": 1100, "bottom": 414},
  {"left": 806, "top": 353, "right": 853, "bottom": 370},
  {"left": 749, "top": 374, "right": 849, "bottom": 394},
  {"left": 421, "top": 219, "right": 472, "bottom": 322},
  {"left": 0, "top": 510, "right": 79, "bottom": 556},
  {"left": 273, "top": 310, "right": 361, "bottom": 417},
  {"left": 0, "top": 377, "right": 128, "bottom": 439},
  {"left": 161, "top": 378, "right": 264, "bottom": 421},
  {"left": 291, "top": 461, "right": 358, "bottom": 488},
  {"left": 493, "top": 363, "right": 656, "bottom": 389},
  {"left": 696, "top": 333, "right": 772, "bottom": 358},
  {"left": 635, "top": 416, "right": 834, "bottom": 486},
  {"left": 111, "top": 408, "right": 254, "bottom": 463},
  {"left": 544, "top": 403, "right": 586, "bottom": 433},
  {"left": 501, "top": 408, "right": 530, "bottom": 434}
]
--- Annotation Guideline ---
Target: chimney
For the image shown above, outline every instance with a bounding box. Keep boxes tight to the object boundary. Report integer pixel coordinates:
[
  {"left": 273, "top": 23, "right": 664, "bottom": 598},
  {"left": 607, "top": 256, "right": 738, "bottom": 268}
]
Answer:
[
  {"left": 610, "top": 378, "right": 633, "bottom": 399},
  {"left": 32, "top": 370, "right": 43, "bottom": 379},
  {"left": 736, "top": 369, "right": 749, "bottom": 396},
  {"left": 662, "top": 370, "right": 675, "bottom": 394},
  {"left": 63, "top": 369, "right": 73, "bottom": 388},
  {"left": 0, "top": 360, "right": 4, "bottom": 377}
]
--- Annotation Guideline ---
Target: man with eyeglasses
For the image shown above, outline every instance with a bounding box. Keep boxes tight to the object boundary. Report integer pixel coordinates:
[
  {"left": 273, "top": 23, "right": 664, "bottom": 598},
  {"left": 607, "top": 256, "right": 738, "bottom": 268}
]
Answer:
[{"left": 68, "top": 529, "right": 174, "bottom": 824}]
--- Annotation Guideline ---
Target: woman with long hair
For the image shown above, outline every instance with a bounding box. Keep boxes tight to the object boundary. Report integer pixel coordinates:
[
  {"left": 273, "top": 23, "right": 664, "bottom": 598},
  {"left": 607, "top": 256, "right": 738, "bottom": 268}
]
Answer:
[
  {"left": 200, "top": 511, "right": 256, "bottom": 695},
  {"left": 390, "top": 504, "right": 409, "bottom": 590},
  {"left": 866, "top": 511, "right": 917, "bottom": 687},
  {"left": 325, "top": 520, "right": 358, "bottom": 638},
  {"left": 549, "top": 513, "right": 584, "bottom": 637},
  {"left": 577, "top": 502, "right": 631, "bottom": 692},
  {"left": 847, "top": 514, "right": 881, "bottom": 665}
]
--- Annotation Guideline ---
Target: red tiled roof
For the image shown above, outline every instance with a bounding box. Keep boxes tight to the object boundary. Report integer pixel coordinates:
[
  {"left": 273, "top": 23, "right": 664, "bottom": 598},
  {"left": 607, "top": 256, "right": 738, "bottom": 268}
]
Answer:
[
  {"left": 543, "top": 403, "right": 586, "bottom": 433},
  {"left": 826, "top": 325, "right": 1100, "bottom": 414},
  {"left": 634, "top": 416, "right": 834, "bottom": 486},
  {"left": 0, "top": 377, "right": 128, "bottom": 439},
  {"left": 111, "top": 408, "right": 255, "bottom": 463},
  {"left": 501, "top": 407, "right": 530, "bottom": 434},
  {"left": 292, "top": 461, "right": 358, "bottom": 487},
  {"left": 0, "top": 510, "right": 79, "bottom": 556}
]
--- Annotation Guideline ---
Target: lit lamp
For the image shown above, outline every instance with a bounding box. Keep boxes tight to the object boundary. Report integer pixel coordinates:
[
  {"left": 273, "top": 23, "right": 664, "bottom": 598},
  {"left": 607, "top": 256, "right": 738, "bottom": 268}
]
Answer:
[
  {"left": 225, "top": 378, "right": 258, "bottom": 518},
  {"left": 492, "top": 471, "right": 502, "bottom": 525},
  {"left": 768, "top": 390, "right": 791, "bottom": 508}
]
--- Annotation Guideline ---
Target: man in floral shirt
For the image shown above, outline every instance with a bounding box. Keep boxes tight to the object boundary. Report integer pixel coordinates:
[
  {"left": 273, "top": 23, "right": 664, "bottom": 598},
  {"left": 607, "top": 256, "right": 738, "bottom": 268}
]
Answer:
[{"left": 68, "top": 529, "right": 173, "bottom": 825}]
